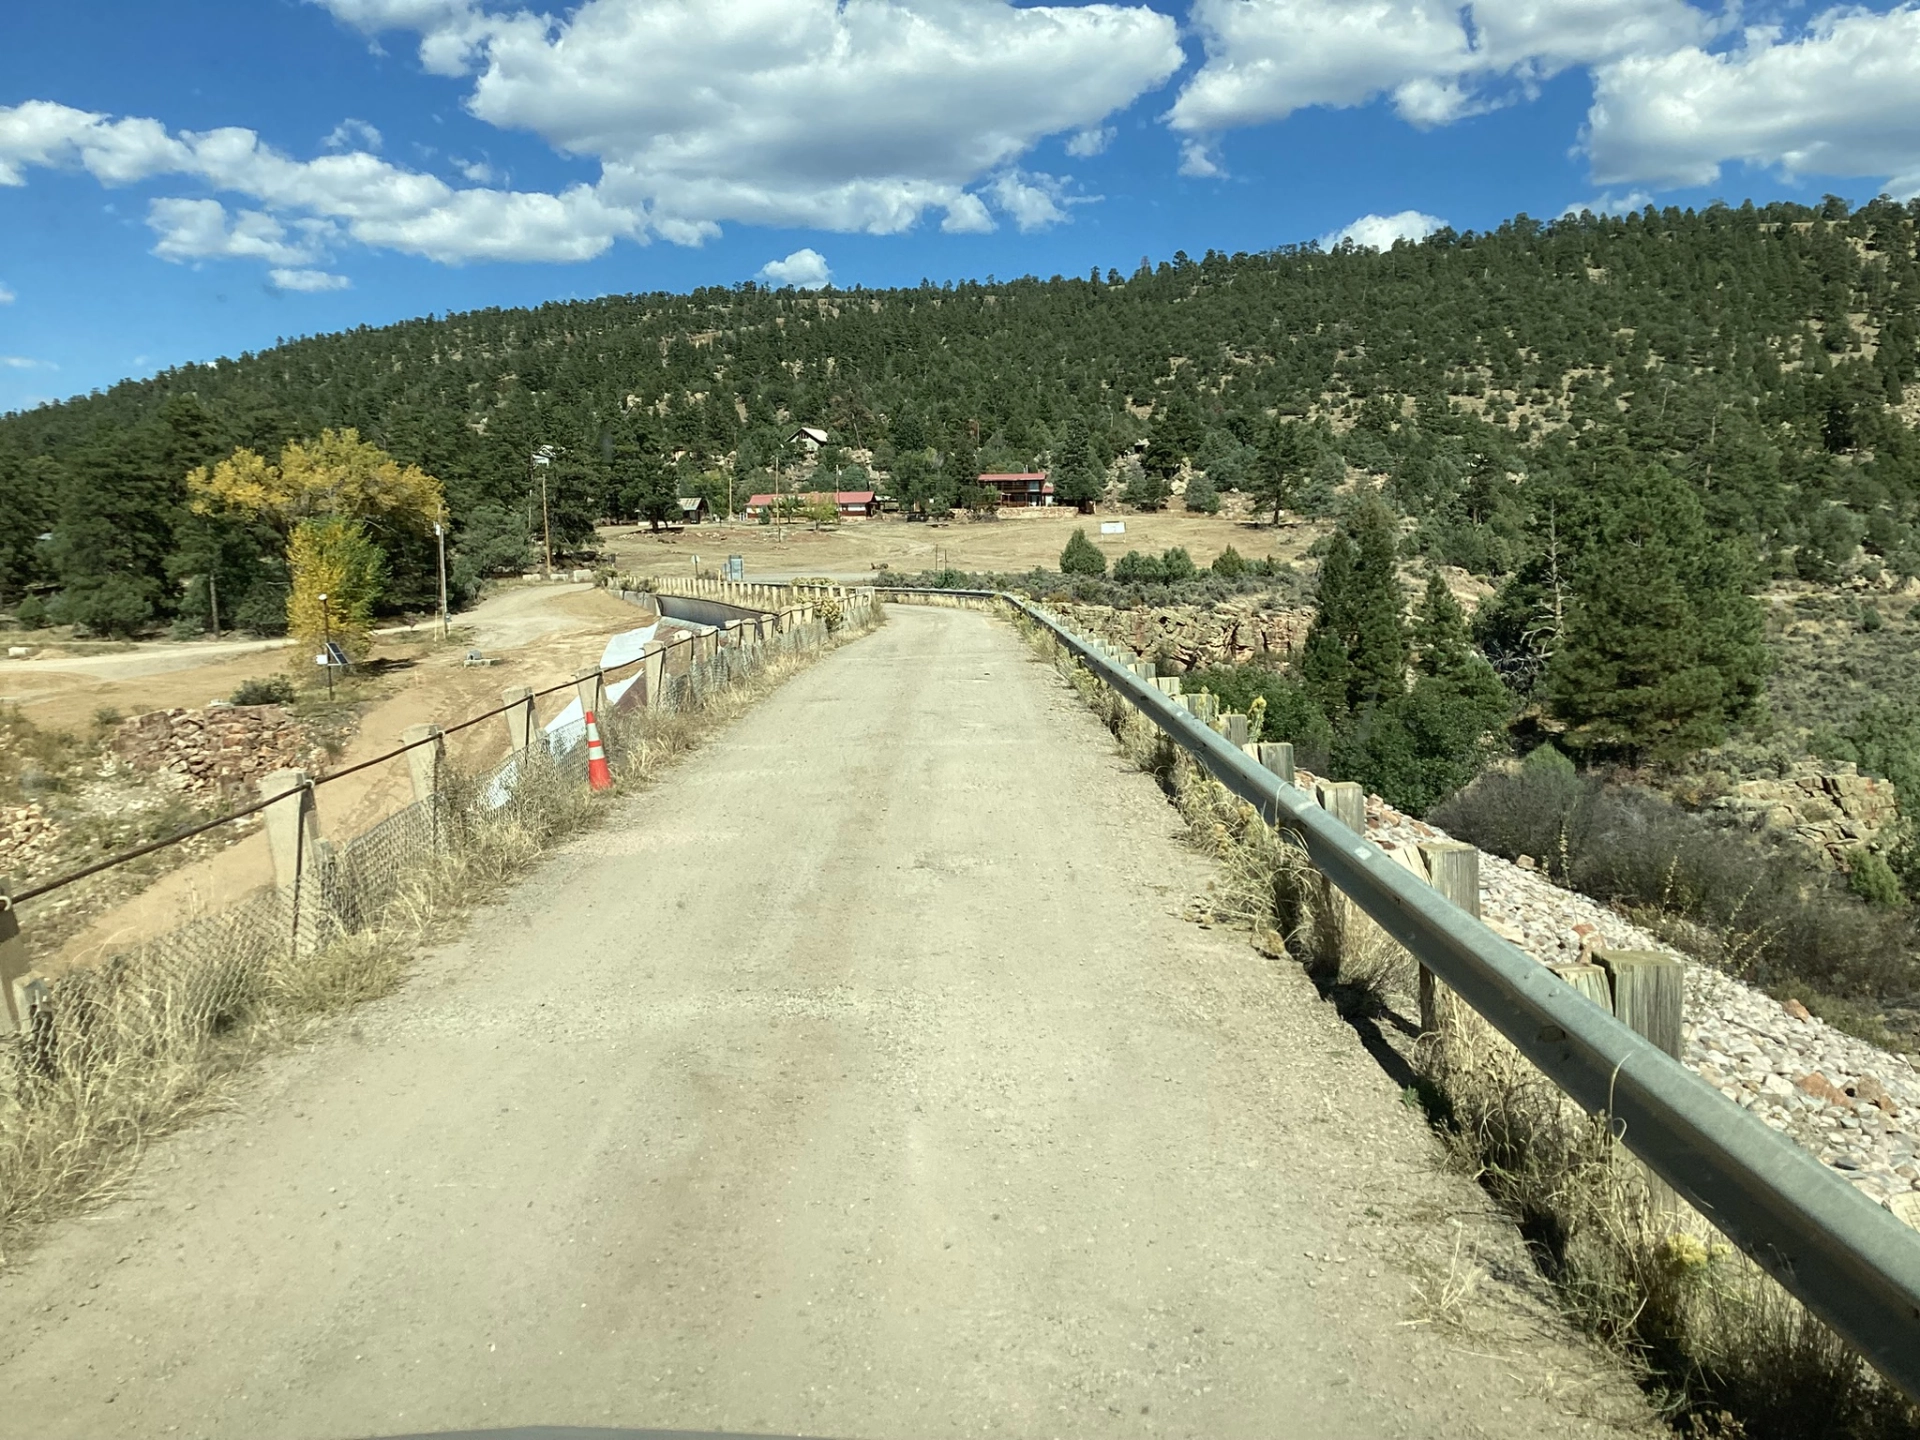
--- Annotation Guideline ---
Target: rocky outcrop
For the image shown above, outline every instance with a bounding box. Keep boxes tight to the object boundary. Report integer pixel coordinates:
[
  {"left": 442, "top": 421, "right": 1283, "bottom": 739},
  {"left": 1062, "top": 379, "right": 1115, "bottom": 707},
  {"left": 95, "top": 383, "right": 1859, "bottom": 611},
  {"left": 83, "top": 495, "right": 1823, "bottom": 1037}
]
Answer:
[
  {"left": 109, "top": 704, "right": 321, "bottom": 798},
  {"left": 1055, "top": 600, "right": 1313, "bottom": 673},
  {"left": 0, "top": 802, "right": 58, "bottom": 883},
  {"left": 1705, "top": 762, "right": 1898, "bottom": 867}
]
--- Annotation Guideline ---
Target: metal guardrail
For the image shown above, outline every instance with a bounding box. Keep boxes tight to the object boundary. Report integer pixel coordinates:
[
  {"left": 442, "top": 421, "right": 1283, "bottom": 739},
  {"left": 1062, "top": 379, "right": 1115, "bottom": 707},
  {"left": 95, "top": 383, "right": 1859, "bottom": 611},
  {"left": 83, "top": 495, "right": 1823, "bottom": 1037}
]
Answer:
[{"left": 879, "top": 586, "right": 1920, "bottom": 1399}]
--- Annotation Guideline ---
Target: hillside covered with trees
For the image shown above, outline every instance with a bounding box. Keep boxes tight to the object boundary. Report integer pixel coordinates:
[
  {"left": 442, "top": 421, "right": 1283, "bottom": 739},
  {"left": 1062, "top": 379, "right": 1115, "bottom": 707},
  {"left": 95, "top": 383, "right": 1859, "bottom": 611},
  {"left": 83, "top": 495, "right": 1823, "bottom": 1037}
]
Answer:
[{"left": 4, "top": 195, "right": 1919, "bottom": 775}]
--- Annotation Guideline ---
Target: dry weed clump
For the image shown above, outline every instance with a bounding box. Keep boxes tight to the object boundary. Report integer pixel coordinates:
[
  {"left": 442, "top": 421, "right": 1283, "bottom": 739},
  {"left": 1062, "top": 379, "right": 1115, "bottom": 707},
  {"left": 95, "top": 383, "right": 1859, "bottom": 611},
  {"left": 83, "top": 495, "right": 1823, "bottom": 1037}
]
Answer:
[
  {"left": 0, "top": 619, "right": 867, "bottom": 1263},
  {"left": 1021, "top": 618, "right": 1920, "bottom": 1440}
]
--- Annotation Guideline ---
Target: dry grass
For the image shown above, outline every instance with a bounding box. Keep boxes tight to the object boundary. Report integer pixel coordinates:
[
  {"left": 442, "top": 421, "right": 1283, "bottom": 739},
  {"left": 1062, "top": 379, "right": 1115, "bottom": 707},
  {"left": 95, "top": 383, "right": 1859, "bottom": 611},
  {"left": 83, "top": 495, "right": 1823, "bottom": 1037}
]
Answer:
[
  {"left": 0, "top": 613, "right": 873, "bottom": 1265},
  {"left": 1017, "top": 613, "right": 1920, "bottom": 1440}
]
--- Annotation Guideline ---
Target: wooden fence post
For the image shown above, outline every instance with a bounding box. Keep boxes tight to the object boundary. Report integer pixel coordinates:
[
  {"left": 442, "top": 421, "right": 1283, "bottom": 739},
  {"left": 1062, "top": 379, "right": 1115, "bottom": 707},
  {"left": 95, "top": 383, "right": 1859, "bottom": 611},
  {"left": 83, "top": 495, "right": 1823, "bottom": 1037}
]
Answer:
[
  {"left": 501, "top": 685, "right": 536, "bottom": 752},
  {"left": 1594, "top": 948, "right": 1686, "bottom": 1058},
  {"left": 0, "top": 885, "right": 27, "bottom": 1036}
]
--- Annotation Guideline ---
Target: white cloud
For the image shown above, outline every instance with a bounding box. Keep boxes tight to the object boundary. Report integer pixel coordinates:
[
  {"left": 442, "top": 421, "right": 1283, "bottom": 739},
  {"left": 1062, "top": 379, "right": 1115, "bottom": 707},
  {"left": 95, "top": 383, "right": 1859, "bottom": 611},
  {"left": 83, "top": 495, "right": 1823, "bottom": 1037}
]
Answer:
[
  {"left": 0, "top": 100, "right": 644, "bottom": 264},
  {"left": 1168, "top": 0, "right": 1713, "bottom": 151},
  {"left": 1065, "top": 126, "right": 1114, "bottom": 158},
  {"left": 147, "top": 198, "right": 333, "bottom": 264},
  {"left": 1563, "top": 189, "right": 1654, "bottom": 217},
  {"left": 757, "top": 247, "right": 831, "bottom": 289},
  {"left": 1321, "top": 209, "right": 1446, "bottom": 250},
  {"left": 1, "top": 356, "right": 55, "bottom": 370},
  {"left": 987, "top": 171, "right": 1073, "bottom": 232},
  {"left": 0, "top": 282, "right": 13, "bottom": 304},
  {"left": 1178, "top": 138, "right": 1225, "bottom": 177},
  {"left": 324, "top": 118, "right": 384, "bottom": 152},
  {"left": 323, "top": 0, "right": 1183, "bottom": 236},
  {"left": 1586, "top": 7, "right": 1920, "bottom": 196},
  {"left": 452, "top": 156, "right": 496, "bottom": 183},
  {"left": 270, "top": 267, "right": 353, "bottom": 292}
]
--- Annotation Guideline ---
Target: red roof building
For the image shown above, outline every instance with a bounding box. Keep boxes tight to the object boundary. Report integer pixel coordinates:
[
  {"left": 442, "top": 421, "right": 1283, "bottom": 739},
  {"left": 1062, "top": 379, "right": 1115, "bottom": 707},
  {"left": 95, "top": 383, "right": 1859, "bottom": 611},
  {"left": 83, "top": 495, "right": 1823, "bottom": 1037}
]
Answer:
[
  {"left": 977, "top": 472, "right": 1054, "bottom": 507},
  {"left": 744, "top": 490, "right": 878, "bottom": 518}
]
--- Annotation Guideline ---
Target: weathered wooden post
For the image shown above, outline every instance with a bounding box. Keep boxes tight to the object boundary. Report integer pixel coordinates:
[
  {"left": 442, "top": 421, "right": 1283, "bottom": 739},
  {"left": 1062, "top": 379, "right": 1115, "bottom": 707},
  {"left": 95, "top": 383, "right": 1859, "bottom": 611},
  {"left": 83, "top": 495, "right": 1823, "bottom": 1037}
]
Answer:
[
  {"left": 1416, "top": 841, "right": 1479, "bottom": 1034},
  {"left": 573, "top": 666, "right": 607, "bottom": 721},
  {"left": 0, "top": 884, "right": 27, "bottom": 1037},
  {"left": 501, "top": 685, "right": 536, "bottom": 752},
  {"left": 1316, "top": 781, "right": 1365, "bottom": 834},
  {"left": 1223, "top": 712, "right": 1250, "bottom": 746},
  {"left": 401, "top": 724, "right": 446, "bottom": 805},
  {"left": 1256, "top": 742, "right": 1295, "bottom": 787},
  {"left": 260, "top": 769, "right": 322, "bottom": 892},
  {"left": 1594, "top": 948, "right": 1685, "bottom": 1058}
]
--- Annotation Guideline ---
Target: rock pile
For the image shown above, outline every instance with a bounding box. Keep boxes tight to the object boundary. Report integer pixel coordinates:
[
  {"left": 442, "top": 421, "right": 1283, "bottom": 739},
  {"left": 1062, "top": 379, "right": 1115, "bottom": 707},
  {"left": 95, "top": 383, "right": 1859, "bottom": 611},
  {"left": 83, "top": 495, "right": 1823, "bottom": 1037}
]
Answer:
[
  {"left": 1058, "top": 600, "right": 1313, "bottom": 673},
  {"left": 109, "top": 704, "right": 320, "bottom": 798},
  {"left": 1345, "top": 787, "right": 1920, "bottom": 1215},
  {"left": 1704, "top": 762, "right": 1898, "bottom": 868},
  {"left": 0, "top": 801, "right": 59, "bottom": 883}
]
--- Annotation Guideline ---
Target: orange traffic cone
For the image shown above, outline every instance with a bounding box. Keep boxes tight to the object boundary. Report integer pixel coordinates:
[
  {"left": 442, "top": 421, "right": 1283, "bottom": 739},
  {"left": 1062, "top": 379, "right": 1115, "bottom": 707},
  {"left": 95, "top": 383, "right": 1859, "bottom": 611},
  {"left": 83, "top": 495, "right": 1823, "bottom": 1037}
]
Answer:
[{"left": 583, "top": 710, "right": 613, "bottom": 792}]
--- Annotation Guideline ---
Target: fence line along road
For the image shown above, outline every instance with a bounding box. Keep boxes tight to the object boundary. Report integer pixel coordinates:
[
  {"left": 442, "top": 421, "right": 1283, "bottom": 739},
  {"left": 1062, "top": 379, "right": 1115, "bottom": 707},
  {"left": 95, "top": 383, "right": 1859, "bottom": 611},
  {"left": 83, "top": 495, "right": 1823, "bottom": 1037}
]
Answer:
[{"left": 877, "top": 586, "right": 1920, "bottom": 1401}]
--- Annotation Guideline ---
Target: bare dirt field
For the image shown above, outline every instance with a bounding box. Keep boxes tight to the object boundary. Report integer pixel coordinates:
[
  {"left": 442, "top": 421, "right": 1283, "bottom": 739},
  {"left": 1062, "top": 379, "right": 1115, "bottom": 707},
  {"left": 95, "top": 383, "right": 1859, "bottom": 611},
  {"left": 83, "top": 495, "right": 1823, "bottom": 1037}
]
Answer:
[
  {"left": 602, "top": 504, "right": 1322, "bottom": 584},
  {"left": 9, "top": 583, "right": 667, "bottom": 974},
  {"left": 0, "top": 605, "right": 1651, "bottom": 1440}
]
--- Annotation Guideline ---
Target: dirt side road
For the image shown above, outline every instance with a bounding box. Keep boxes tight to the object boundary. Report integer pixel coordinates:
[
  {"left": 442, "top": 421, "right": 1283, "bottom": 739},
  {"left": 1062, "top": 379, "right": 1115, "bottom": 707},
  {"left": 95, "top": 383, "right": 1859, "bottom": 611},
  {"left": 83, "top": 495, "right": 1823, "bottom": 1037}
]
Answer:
[{"left": 0, "top": 606, "right": 1648, "bottom": 1440}]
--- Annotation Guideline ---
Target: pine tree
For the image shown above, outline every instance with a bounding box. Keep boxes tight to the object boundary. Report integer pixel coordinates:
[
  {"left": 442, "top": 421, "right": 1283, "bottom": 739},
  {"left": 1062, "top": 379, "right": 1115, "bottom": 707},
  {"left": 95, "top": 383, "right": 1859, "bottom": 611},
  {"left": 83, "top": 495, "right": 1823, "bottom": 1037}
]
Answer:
[
  {"left": 1546, "top": 464, "right": 1768, "bottom": 761},
  {"left": 1249, "top": 421, "right": 1310, "bottom": 524},
  {"left": 1059, "top": 528, "right": 1106, "bottom": 576},
  {"left": 1302, "top": 500, "right": 1410, "bottom": 717}
]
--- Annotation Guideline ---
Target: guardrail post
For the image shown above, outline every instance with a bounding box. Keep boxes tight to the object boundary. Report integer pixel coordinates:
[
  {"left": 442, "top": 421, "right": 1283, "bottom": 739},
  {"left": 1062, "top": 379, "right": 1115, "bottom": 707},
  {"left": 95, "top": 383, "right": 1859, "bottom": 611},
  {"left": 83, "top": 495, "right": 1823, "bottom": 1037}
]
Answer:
[
  {"left": 1223, "top": 712, "right": 1250, "bottom": 746},
  {"left": 1316, "top": 781, "right": 1366, "bottom": 833},
  {"left": 1594, "top": 948, "right": 1685, "bottom": 1058},
  {"left": 501, "top": 685, "right": 536, "bottom": 752},
  {"left": 1154, "top": 676, "right": 1181, "bottom": 697},
  {"left": 1416, "top": 841, "right": 1480, "bottom": 1034},
  {"left": 0, "top": 884, "right": 27, "bottom": 1036},
  {"left": 1548, "top": 961, "right": 1614, "bottom": 1010},
  {"left": 1256, "top": 742, "right": 1295, "bottom": 787}
]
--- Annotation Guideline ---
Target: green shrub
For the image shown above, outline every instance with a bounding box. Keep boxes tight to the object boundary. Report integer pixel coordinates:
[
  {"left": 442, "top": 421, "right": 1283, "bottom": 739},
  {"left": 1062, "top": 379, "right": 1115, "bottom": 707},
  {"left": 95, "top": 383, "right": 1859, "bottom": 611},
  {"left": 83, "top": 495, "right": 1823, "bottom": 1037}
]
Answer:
[
  {"left": 14, "top": 594, "right": 49, "bottom": 629},
  {"left": 1112, "top": 550, "right": 1163, "bottom": 584},
  {"left": 231, "top": 675, "right": 297, "bottom": 707},
  {"left": 1187, "top": 664, "right": 1333, "bottom": 772},
  {"left": 1848, "top": 851, "right": 1905, "bottom": 908},
  {"left": 1183, "top": 473, "right": 1220, "bottom": 514},
  {"left": 1160, "top": 546, "right": 1197, "bottom": 582},
  {"left": 1058, "top": 528, "right": 1107, "bottom": 577},
  {"left": 1211, "top": 545, "right": 1248, "bottom": 579}
]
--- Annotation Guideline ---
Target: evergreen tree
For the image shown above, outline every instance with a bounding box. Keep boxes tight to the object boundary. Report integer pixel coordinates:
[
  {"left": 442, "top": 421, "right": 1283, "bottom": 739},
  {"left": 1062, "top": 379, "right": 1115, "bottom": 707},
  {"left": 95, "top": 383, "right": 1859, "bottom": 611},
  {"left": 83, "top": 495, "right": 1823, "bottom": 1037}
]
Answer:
[
  {"left": 1546, "top": 464, "right": 1769, "bottom": 761},
  {"left": 1249, "top": 421, "right": 1311, "bottom": 524},
  {"left": 1059, "top": 528, "right": 1107, "bottom": 576},
  {"left": 1183, "top": 472, "right": 1220, "bottom": 514}
]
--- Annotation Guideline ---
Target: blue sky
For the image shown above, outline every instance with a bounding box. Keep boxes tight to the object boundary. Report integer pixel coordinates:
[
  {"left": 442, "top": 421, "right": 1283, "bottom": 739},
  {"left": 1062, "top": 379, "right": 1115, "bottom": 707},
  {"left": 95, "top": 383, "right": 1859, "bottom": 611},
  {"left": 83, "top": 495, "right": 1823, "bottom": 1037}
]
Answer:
[{"left": 4, "top": 0, "right": 1918, "bottom": 415}]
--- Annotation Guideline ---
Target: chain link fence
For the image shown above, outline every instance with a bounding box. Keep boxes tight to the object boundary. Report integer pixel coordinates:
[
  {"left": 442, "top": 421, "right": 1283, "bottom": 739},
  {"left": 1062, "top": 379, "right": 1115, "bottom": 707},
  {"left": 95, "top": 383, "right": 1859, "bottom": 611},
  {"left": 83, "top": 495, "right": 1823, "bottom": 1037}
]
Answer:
[{"left": 0, "top": 586, "right": 873, "bottom": 1236}]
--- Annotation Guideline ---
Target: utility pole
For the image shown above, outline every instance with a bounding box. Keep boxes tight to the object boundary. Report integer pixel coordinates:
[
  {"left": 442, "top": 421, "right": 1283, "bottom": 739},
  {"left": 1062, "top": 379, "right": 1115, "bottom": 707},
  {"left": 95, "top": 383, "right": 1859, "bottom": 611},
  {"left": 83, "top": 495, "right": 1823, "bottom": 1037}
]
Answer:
[
  {"left": 207, "top": 571, "right": 220, "bottom": 639},
  {"left": 531, "top": 444, "right": 556, "bottom": 580},
  {"left": 434, "top": 518, "right": 449, "bottom": 640},
  {"left": 319, "top": 591, "right": 334, "bottom": 703}
]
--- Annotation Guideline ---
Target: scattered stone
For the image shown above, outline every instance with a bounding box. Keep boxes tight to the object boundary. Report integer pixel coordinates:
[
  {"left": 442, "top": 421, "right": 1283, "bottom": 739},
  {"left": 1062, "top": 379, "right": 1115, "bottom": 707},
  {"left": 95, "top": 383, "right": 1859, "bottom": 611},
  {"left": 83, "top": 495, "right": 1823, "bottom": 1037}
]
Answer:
[
  {"left": 1852, "top": 1076, "right": 1898, "bottom": 1114},
  {"left": 1796, "top": 1072, "right": 1852, "bottom": 1106},
  {"left": 0, "top": 801, "right": 60, "bottom": 880},
  {"left": 1782, "top": 998, "right": 1812, "bottom": 1021}
]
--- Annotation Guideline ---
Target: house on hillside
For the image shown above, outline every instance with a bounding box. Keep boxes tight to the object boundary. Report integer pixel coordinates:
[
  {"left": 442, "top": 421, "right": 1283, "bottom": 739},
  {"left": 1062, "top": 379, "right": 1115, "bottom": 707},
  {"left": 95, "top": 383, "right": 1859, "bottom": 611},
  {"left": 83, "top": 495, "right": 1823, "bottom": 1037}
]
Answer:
[
  {"left": 977, "top": 471, "right": 1055, "bottom": 507},
  {"left": 788, "top": 426, "right": 830, "bottom": 451},
  {"left": 677, "top": 496, "right": 711, "bottom": 523}
]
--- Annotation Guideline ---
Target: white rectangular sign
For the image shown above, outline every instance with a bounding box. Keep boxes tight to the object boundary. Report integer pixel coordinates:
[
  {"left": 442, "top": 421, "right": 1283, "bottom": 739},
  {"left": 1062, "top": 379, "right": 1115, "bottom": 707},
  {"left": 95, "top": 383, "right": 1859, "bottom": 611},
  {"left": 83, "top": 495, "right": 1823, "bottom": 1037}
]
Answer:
[{"left": 1100, "top": 521, "right": 1126, "bottom": 535}]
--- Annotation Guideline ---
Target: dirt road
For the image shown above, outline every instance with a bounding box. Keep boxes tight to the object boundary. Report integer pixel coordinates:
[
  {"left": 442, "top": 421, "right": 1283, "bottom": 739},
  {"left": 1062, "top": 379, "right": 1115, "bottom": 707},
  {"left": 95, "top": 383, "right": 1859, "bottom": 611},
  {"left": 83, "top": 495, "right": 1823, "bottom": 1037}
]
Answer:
[{"left": 0, "top": 606, "right": 1647, "bottom": 1439}]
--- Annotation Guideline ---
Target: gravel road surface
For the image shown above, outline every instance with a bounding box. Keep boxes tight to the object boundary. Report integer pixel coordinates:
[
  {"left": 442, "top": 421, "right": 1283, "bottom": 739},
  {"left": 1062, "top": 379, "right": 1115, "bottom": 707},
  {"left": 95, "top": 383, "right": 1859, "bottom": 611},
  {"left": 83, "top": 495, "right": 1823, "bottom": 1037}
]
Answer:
[{"left": 0, "top": 604, "right": 1649, "bottom": 1440}]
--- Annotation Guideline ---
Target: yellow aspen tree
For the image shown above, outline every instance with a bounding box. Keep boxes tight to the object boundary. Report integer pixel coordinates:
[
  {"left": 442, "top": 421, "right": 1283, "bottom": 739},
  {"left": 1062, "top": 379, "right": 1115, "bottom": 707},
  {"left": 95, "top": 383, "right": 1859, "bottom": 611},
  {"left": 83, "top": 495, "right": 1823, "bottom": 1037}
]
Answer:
[
  {"left": 187, "top": 428, "right": 442, "bottom": 533},
  {"left": 287, "top": 517, "right": 386, "bottom": 662}
]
